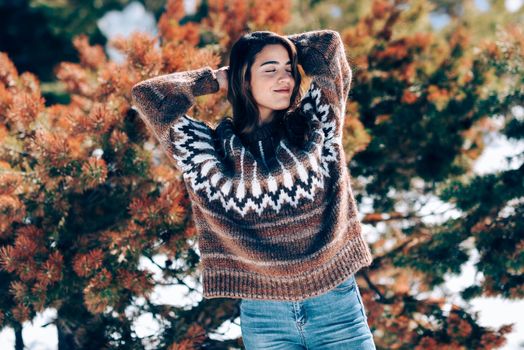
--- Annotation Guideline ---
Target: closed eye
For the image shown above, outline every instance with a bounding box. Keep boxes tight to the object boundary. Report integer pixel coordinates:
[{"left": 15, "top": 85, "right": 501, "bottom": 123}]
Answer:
[{"left": 266, "top": 70, "right": 292, "bottom": 73}]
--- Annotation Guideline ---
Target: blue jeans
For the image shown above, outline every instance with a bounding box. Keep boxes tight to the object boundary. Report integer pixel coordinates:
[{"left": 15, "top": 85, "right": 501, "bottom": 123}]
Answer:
[{"left": 239, "top": 274, "right": 376, "bottom": 350}]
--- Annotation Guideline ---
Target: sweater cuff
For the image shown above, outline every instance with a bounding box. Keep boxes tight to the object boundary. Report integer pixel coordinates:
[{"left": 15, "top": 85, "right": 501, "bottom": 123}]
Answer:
[{"left": 191, "top": 66, "right": 220, "bottom": 97}]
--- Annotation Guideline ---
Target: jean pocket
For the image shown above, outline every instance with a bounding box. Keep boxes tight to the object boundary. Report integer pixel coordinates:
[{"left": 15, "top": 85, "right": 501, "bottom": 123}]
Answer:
[
  {"left": 239, "top": 298, "right": 260, "bottom": 313},
  {"left": 333, "top": 274, "right": 356, "bottom": 293},
  {"left": 354, "top": 282, "right": 368, "bottom": 321}
]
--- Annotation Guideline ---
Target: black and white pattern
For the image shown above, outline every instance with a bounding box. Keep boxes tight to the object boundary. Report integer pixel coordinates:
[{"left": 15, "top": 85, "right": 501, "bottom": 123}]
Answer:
[{"left": 170, "top": 82, "right": 344, "bottom": 217}]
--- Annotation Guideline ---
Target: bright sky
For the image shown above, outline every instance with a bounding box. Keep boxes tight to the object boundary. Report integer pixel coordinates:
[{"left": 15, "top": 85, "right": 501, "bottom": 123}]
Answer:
[{"left": 1, "top": 0, "right": 523, "bottom": 348}]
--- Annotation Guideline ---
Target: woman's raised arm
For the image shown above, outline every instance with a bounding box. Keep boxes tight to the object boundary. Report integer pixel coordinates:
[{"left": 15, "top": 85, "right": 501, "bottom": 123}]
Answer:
[
  {"left": 131, "top": 66, "right": 219, "bottom": 132},
  {"left": 130, "top": 66, "right": 220, "bottom": 171},
  {"left": 286, "top": 30, "right": 352, "bottom": 139}
]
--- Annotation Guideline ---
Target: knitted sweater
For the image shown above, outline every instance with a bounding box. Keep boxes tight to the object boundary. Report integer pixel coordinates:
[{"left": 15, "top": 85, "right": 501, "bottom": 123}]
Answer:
[
  {"left": 237, "top": 116, "right": 284, "bottom": 170},
  {"left": 131, "top": 29, "right": 373, "bottom": 301}
]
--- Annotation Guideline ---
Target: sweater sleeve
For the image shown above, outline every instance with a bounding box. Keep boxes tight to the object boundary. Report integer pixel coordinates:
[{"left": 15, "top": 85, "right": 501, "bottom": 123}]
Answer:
[
  {"left": 286, "top": 30, "right": 352, "bottom": 141},
  {"left": 130, "top": 66, "right": 220, "bottom": 172}
]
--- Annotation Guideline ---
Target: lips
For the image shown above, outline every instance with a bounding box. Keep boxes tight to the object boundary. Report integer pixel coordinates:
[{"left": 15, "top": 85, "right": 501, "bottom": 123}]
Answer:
[{"left": 274, "top": 88, "right": 290, "bottom": 93}]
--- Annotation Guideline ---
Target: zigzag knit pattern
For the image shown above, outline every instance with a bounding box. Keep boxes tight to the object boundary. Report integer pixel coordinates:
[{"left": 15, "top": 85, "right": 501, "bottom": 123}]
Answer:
[
  {"left": 131, "top": 29, "right": 374, "bottom": 301},
  {"left": 169, "top": 82, "right": 341, "bottom": 217}
]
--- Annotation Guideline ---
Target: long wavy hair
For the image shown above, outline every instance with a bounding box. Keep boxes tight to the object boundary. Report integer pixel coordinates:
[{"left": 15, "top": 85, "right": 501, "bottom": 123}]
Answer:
[{"left": 227, "top": 31, "right": 311, "bottom": 147}]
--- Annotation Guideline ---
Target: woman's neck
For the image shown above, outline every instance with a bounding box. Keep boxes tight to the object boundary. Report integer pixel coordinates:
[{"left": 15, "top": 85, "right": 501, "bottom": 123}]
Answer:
[{"left": 258, "top": 108, "right": 276, "bottom": 126}]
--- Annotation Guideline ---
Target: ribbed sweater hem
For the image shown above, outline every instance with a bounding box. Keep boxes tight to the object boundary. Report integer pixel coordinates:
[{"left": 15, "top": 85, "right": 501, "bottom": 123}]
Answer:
[{"left": 201, "top": 231, "right": 373, "bottom": 301}]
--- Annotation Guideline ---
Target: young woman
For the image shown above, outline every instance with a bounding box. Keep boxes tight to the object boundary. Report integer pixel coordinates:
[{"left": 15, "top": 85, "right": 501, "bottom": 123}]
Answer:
[{"left": 132, "top": 29, "right": 376, "bottom": 349}]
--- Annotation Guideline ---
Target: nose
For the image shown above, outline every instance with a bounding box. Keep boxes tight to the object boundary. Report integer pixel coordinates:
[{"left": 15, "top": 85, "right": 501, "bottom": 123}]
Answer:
[{"left": 278, "top": 72, "right": 292, "bottom": 84}]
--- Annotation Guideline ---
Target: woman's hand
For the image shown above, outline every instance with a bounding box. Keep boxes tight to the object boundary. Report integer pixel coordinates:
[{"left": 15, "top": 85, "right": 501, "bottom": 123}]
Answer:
[{"left": 215, "top": 66, "right": 229, "bottom": 92}]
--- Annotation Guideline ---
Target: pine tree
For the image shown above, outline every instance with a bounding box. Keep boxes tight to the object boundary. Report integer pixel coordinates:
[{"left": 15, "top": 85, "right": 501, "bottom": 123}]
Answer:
[
  {"left": 0, "top": 0, "right": 291, "bottom": 348},
  {"left": 0, "top": 0, "right": 521, "bottom": 349},
  {"left": 0, "top": 0, "right": 137, "bottom": 85},
  {"left": 340, "top": 0, "right": 522, "bottom": 348}
]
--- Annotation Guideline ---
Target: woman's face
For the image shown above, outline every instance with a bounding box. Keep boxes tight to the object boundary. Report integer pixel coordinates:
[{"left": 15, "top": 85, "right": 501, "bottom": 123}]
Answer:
[{"left": 249, "top": 44, "right": 295, "bottom": 126}]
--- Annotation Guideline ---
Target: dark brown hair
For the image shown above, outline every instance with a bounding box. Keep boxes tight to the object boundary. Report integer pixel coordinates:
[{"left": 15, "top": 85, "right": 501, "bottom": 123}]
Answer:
[{"left": 227, "top": 31, "right": 311, "bottom": 147}]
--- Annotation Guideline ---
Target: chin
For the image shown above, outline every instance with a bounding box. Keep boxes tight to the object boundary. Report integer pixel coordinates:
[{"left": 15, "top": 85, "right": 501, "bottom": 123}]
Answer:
[{"left": 273, "top": 103, "right": 291, "bottom": 110}]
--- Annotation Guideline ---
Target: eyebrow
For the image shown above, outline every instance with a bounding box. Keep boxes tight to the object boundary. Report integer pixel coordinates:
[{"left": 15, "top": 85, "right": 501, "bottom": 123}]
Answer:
[{"left": 260, "top": 60, "right": 291, "bottom": 67}]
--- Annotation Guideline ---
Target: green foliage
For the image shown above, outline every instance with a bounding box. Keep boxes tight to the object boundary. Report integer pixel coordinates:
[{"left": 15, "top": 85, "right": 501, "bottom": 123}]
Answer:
[{"left": 0, "top": 0, "right": 522, "bottom": 349}]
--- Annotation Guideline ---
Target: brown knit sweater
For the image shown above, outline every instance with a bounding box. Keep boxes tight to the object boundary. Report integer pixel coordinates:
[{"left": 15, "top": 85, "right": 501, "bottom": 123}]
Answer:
[{"left": 131, "top": 29, "right": 373, "bottom": 301}]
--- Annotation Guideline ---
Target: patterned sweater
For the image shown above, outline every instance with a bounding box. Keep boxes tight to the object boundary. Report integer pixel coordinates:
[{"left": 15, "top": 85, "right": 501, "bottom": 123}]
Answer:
[{"left": 131, "top": 29, "right": 373, "bottom": 301}]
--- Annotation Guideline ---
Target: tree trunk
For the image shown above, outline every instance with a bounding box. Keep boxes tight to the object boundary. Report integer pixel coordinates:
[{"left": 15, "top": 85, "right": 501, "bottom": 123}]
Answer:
[
  {"left": 57, "top": 317, "right": 77, "bottom": 350},
  {"left": 56, "top": 304, "right": 107, "bottom": 350},
  {"left": 14, "top": 322, "right": 24, "bottom": 350}
]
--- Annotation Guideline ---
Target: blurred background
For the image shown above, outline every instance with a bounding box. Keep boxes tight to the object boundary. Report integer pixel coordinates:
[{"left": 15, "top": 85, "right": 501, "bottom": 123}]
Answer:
[{"left": 0, "top": 0, "right": 523, "bottom": 349}]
